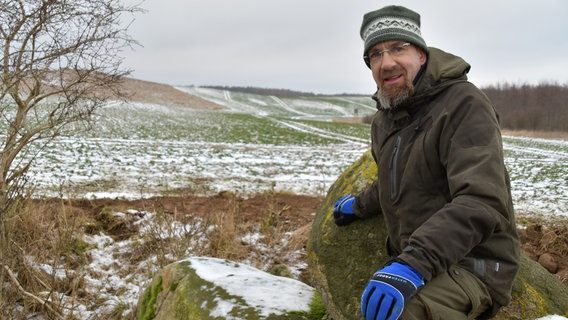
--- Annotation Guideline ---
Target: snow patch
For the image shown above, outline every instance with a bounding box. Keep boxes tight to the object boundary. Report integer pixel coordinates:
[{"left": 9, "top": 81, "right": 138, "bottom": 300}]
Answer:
[{"left": 186, "top": 256, "right": 315, "bottom": 317}]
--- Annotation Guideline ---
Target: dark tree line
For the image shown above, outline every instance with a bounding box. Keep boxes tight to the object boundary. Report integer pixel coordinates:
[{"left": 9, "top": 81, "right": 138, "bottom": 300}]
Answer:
[
  {"left": 204, "top": 85, "right": 318, "bottom": 98},
  {"left": 203, "top": 85, "right": 366, "bottom": 98},
  {"left": 363, "top": 82, "right": 568, "bottom": 133},
  {"left": 482, "top": 82, "right": 568, "bottom": 132}
]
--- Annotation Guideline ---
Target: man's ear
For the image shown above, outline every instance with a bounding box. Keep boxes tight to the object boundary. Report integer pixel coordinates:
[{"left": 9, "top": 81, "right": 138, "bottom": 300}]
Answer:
[{"left": 418, "top": 48, "right": 427, "bottom": 65}]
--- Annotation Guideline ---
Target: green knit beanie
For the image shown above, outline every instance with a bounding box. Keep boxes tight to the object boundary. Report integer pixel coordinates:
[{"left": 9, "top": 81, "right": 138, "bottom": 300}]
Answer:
[{"left": 360, "top": 5, "right": 428, "bottom": 55}]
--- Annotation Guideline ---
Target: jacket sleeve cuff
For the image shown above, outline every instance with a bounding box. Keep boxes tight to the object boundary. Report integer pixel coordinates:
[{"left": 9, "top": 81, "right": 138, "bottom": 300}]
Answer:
[
  {"left": 354, "top": 180, "right": 381, "bottom": 218},
  {"left": 398, "top": 245, "right": 434, "bottom": 282}
]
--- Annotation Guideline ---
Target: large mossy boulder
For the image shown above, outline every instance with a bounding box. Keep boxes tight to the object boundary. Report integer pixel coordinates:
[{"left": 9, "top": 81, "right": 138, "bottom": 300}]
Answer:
[
  {"left": 307, "top": 150, "right": 568, "bottom": 320},
  {"left": 136, "top": 257, "right": 324, "bottom": 320}
]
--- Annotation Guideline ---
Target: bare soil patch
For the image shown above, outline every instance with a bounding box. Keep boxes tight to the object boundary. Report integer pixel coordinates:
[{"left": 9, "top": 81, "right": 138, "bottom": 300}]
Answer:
[
  {"left": 332, "top": 117, "right": 366, "bottom": 124},
  {"left": 67, "top": 192, "right": 320, "bottom": 228},
  {"left": 119, "top": 77, "right": 224, "bottom": 110},
  {"left": 519, "top": 221, "right": 568, "bottom": 285}
]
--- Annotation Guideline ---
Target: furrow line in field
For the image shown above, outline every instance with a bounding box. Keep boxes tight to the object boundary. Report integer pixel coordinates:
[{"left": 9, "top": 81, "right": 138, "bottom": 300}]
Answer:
[
  {"left": 220, "top": 90, "right": 269, "bottom": 114},
  {"left": 271, "top": 119, "right": 369, "bottom": 146},
  {"left": 176, "top": 87, "right": 262, "bottom": 115},
  {"left": 270, "top": 96, "right": 312, "bottom": 117},
  {"left": 503, "top": 142, "right": 568, "bottom": 160}
]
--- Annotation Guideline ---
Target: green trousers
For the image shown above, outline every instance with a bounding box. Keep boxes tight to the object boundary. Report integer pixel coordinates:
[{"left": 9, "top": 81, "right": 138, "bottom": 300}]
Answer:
[{"left": 402, "top": 265, "right": 493, "bottom": 320}]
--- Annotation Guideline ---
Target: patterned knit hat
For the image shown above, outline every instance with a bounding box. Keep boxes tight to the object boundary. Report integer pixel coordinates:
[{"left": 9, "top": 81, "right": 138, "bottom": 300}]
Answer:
[{"left": 360, "top": 5, "right": 428, "bottom": 55}]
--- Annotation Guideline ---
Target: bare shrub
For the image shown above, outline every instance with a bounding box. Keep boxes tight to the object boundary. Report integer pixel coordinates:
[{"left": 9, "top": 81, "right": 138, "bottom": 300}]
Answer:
[
  {"left": 201, "top": 193, "right": 252, "bottom": 262},
  {"left": 1, "top": 0, "right": 143, "bottom": 311}
]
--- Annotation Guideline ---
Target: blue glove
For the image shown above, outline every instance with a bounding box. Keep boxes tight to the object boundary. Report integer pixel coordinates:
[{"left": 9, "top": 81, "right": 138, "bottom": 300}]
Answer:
[
  {"left": 333, "top": 194, "right": 359, "bottom": 226},
  {"left": 361, "top": 261, "right": 424, "bottom": 320}
]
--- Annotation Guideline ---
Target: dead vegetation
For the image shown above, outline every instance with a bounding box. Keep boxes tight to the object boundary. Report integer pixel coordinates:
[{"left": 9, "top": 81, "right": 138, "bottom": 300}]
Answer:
[{"left": 1, "top": 192, "right": 321, "bottom": 318}]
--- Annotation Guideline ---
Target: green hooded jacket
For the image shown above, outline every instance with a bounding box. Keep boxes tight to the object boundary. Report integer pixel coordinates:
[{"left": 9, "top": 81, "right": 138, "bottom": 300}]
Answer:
[{"left": 355, "top": 47, "right": 520, "bottom": 309}]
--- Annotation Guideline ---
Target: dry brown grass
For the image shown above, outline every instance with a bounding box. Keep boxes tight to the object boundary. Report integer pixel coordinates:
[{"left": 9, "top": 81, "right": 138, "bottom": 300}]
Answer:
[
  {"left": 539, "top": 223, "right": 568, "bottom": 256},
  {"left": 1, "top": 191, "right": 321, "bottom": 319},
  {"left": 1, "top": 199, "right": 92, "bottom": 318},
  {"left": 199, "top": 193, "right": 252, "bottom": 261}
]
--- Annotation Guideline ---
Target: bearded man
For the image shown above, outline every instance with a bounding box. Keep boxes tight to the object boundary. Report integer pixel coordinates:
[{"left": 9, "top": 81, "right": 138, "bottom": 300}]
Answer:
[{"left": 332, "top": 5, "right": 520, "bottom": 320}]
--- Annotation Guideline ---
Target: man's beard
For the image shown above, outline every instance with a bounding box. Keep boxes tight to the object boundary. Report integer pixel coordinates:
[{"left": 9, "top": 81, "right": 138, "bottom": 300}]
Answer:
[{"left": 377, "top": 76, "right": 414, "bottom": 110}]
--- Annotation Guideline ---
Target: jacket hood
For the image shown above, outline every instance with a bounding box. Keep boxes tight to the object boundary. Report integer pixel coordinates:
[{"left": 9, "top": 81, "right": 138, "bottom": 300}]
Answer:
[
  {"left": 373, "top": 47, "right": 471, "bottom": 111},
  {"left": 415, "top": 47, "right": 471, "bottom": 93}
]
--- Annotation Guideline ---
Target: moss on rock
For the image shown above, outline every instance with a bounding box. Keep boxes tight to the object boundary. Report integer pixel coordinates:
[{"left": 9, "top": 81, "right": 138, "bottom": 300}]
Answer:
[{"left": 136, "top": 275, "right": 163, "bottom": 320}]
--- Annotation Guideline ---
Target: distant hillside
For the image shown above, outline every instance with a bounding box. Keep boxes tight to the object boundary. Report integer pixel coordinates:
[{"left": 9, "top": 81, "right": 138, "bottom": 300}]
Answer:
[
  {"left": 122, "top": 78, "right": 568, "bottom": 133},
  {"left": 120, "top": 77, "right": 224, "bottom": 110}
]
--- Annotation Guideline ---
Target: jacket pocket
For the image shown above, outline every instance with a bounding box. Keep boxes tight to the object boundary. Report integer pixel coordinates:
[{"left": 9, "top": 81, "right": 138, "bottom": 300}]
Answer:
[{"left": 448, "top": 265, "right": 492, "bottom": 319}]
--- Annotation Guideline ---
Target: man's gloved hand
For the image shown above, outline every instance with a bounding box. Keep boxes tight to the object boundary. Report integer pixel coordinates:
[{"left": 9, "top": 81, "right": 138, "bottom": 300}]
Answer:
[
  {"left": 361, "top": 261, "right": 425, "bottom": 320},
  {"left": 333, "top": 194, "right": 359, "bottom": 226}
]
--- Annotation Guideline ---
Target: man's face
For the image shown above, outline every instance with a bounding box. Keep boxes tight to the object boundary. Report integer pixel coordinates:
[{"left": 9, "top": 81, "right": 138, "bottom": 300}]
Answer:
[{"left": 367, "top": 40, "right": 427, "bottom": 109}]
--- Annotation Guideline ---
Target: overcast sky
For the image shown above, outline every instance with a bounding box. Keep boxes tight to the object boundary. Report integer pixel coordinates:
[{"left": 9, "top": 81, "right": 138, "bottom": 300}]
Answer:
[{"left": 122, "top": 0, "right": 568, "bottom": 94}]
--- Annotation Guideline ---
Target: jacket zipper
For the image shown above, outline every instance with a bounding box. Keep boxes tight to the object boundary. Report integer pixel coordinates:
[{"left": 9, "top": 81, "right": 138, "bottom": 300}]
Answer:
[{"left": 389, "top": 135, "right": 402, "bottom": 200}]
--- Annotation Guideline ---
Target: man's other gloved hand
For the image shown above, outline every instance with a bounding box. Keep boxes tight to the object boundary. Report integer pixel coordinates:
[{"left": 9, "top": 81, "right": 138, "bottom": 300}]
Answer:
[
  {"left": 333, "top": 194, "right": 359, "bottom": 226},
  {"left": 361, "top": 261, "right": 425, "bottom": 320}
]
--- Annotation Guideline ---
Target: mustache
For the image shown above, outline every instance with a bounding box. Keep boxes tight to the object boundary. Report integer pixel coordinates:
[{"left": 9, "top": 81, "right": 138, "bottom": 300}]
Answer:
[{"left": 380, "top": 67, "right": 406, "bottom": 82}]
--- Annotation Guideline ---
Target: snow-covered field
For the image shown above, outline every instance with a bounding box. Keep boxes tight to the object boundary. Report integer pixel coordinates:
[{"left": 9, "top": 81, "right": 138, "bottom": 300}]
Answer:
[
  {"left": 503, "top": 135, "right": 568, "bottom": 217},
  {"left": 23, "top": 87, "right": 568, "bottom": 217},
  {"left": 8, "top": 87, "right": 568, "bottom": 318},
  {"left": 25, "top": 87, "right": 376, "bottom": 199}
]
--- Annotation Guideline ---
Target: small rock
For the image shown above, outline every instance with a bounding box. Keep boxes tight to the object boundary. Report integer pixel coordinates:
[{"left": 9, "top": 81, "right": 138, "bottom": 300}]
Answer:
[{"left": 538, "top": 253, "right": 559, "bottom": 273}]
